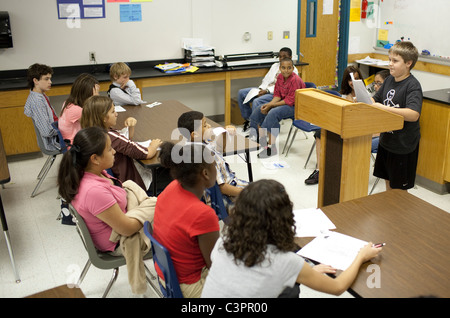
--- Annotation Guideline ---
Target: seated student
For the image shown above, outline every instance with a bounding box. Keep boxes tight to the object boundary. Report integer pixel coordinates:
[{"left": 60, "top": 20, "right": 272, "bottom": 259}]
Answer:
[
  {"left": 24, "top": 63, "right": 60, "bottom": 151},
  {"left": 237, "top": 47, "right": 299, "bottom": 132},
  {"left": 80, "top": 95, "right": 162, "bottom": 192},
  {"left": 57, "top": 126, "right": 143, "bottom": 254},
  {"left": 153, "top": 142, "right": 220, "bottom": 298},
  {"left": 59, "top": 73, "right": 100, "bottom": 144},
  {"left": 201, "top": 179, "right": 382, "bottom": 298},
  {"left": 177, "top": 111, "right": 248, "bottom": 212},
  {"left": 305, "top": 65, "right": 364, "bottom": 185},
  {"left": 249, "top": 57, "right": 306, "bottom": 158},
  {"left": 108, "top": 62, "right": 145, "bottom": 106}
]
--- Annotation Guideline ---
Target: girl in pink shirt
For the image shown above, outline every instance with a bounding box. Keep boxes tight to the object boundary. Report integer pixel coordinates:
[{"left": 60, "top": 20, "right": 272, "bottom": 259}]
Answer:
[
  {"left": 59, "top": 73, "right": 100, "bottom": 143},
  {"left": 57, "top": 126, "right": 142, "bottom": 253}
]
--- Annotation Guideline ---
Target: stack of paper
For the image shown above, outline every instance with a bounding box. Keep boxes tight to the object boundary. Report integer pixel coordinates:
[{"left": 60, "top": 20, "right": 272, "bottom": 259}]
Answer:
[
  {"left": 154, "top": 63, "right": 198, "bottom": 74},
  {"left": 350, "top": 73, "right": 373, "bottom": 104}
]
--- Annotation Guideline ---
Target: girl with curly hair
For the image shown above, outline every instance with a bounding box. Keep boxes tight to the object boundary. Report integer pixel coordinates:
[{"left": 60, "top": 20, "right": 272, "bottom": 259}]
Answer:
[{"left": 201, "top": 179, "right": 382, "bottom": 298}]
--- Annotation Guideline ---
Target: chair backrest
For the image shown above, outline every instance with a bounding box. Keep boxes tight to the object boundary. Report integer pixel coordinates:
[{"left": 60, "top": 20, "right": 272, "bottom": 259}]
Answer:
[
  {"left": 68, "top": 204, "right": 126, "bottom": 269},
  {"left": 305, "top": 82, "right": 317, "bottom": 89},
  {"left": 293, "top": 120, "right": 321, "bottom": 132},
  {"left": 323, "top": 89, "right": 341, "bottom": 97},
  {"left": 51, "top": 121, "right": 69, "bottom": 153},
  {"left": 31, "top": 119, "right": 60, "bottom": 156},
  {"left": 143, "top": 221, "right": 183, "bottom": 298}
]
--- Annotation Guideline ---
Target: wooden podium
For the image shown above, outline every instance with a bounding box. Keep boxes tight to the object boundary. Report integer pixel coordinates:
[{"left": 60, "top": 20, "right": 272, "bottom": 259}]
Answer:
[{"left": 295, "top": 89, "right": 404, "bottom": 207}]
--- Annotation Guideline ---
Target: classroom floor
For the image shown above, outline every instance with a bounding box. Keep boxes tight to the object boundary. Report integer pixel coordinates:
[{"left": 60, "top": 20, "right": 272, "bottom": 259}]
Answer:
[{"left": 1, "top": 120, "right": 449, "bottom": 298}]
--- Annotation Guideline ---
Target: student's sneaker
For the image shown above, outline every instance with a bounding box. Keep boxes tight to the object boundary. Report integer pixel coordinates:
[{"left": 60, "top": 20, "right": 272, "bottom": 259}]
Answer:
[
  {"left": 257, "top": 145, "right": 277, "bottom": 159},
  {"left": 242, "top": 120, "right": 250, "bottom": 132},
  {"left": 304, "top": 169, "right": 319, "bottom": 185}
]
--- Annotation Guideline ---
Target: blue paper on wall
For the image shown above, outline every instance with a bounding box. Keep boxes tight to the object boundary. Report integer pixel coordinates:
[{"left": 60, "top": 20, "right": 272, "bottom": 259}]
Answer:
[{"left": 120, "top": 4, "right": 142, "bottom": 22}]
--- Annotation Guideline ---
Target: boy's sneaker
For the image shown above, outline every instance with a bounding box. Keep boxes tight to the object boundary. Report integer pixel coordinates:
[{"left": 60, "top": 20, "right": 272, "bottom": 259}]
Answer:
[
  {"left": 242, "top": 120, "right": 250, "bottom": 132},
  {"left": 257, "top": 145, "right": 277, "bottom": 159},
  {"left": 305, "top": 169, "right": 319, "bottom": 185}
]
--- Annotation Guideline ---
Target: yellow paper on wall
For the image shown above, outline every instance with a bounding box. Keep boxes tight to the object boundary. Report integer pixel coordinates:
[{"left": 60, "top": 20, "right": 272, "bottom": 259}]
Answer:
[
  {"left": 378, "top": 29, "right": 389, "bottom": 41},
  {"left": 350, "top": 0, "right": 361, "bottom": 22}
]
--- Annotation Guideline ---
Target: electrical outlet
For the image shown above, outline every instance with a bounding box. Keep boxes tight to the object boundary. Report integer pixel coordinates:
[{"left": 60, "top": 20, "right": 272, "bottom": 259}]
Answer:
[
  {"left": 89, "top": 51, "right": 96, "bottom": 62},
  {"left": 283, "top": 31, "right": 290, "bottom": 39},
  {"left": 268, "top": 31, "right": 273, "bottom": 40}
]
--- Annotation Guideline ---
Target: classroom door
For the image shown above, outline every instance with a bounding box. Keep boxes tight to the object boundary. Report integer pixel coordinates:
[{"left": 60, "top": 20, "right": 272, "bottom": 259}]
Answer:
[{"left": 299, "top": 0, "right": 340, "bottom": 87}]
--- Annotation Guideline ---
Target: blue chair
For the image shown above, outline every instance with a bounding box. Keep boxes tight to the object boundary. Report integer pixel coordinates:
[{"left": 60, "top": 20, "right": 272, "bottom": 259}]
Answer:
[
  {"left": 143, "top": 221, "right": 183, "bottom": 298},
  {"left": 282, "top": 81, "right": 321, "bottom": 159},
  {"left": 369, "top": 136, "right": 380, "bottom": 195},
  {"left": 323, "top": 89, "right": 342, "bottom": 97}
]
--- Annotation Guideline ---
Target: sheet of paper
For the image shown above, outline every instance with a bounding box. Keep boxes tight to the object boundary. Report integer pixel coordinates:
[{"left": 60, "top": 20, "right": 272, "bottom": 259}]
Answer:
[
  {"left": 350, "top": 73, "right": 373, "bottom": 104},
  {"left": 297, "top": 231, "right": 368, "bottom": 271},
  {"left": 243, "top": 88, "right": 260, "bottom": 104},
  {"left": 115, "top": 105, "right": 126, "bottom": 112},
  {"left": 118, "top": 127, "right": 129, "bottom": 138},
  {"left": 293, "top": 208, "right": 336, "bottom": 237}
]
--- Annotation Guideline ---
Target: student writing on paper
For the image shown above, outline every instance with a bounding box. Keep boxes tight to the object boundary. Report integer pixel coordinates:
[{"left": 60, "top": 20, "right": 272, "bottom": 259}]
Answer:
[
  {"left": 202, "top": 180, "right": 382, "bottom": 298},
  {"left": 81, "top": 95, "right": 162, "bottom": 192},
  {"left": 237, "top": 47, "right": 298, "bottom": 133},
  {"left": 371, "top": 41, "right": 423, "bottom": 191}
]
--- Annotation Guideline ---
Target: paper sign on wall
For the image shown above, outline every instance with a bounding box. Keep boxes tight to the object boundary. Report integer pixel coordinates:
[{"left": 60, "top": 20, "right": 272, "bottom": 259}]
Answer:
[{"left": 120, "top": 4, "right": 142, "bottom": 22}]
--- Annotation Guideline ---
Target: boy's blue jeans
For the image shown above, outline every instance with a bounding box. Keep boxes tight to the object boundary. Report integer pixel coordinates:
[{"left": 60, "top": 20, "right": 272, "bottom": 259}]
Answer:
[
  {"left": 249, "top": 103, "right": 295, "bottom": 138},
  {"left": 237, "top": 87, "right": 273, "bottom": 120}
]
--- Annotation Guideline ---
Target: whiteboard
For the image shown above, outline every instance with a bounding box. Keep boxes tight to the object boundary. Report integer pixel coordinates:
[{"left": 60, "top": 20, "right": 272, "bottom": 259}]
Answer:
[{"left": 377, "top": 0, "right": 450, "bottom": 58}]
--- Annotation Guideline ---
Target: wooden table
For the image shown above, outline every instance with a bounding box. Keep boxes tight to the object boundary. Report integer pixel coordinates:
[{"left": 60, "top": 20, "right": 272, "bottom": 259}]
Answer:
[
  {"left": 295, "top": 190, "right": 450, "bottom": 298},
  {"left": 0, "top": 130, "right": 21, "bottom": 283},
  {"left": 115, "top": 100, "right": 259, "bottom": 193},
  {"left": 26, "top": 285, "right": 85, "bottom": 298}
]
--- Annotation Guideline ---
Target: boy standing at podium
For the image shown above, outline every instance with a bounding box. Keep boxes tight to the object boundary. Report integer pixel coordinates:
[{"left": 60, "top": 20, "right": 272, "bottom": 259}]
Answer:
[{"left": 371, "top": 41, "right": 423, "bottom": 191}]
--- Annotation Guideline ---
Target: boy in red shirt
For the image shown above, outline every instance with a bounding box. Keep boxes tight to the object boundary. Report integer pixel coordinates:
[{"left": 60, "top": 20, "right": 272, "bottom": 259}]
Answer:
[{"left": 249, "top": 58, "right": 305, "bottom": 158}]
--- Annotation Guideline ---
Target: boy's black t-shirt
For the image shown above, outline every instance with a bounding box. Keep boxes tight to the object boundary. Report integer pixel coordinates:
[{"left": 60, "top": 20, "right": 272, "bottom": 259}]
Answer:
[{"left": 373, "top": 74, "right": 423, "bottom": 154}]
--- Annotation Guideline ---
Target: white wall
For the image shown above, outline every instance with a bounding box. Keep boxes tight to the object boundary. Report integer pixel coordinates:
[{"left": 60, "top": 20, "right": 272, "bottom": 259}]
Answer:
[
  {"left": 0, "top": 0, "right": 298, "bottom": 117},
  {"left": 0, "top": 0, "right": 298, "bottom": 70}
]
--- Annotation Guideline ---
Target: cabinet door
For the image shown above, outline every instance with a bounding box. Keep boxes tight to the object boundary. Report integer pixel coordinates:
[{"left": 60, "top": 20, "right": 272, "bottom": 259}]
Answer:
[{"left": 0, "top": 106, "right": 39, "bottom": 155}]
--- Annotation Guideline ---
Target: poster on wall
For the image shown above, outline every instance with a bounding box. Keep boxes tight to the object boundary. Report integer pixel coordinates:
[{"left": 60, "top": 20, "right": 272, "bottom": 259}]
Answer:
[{"left": 57, "top": 0, "right": 105, "bottom": 19}]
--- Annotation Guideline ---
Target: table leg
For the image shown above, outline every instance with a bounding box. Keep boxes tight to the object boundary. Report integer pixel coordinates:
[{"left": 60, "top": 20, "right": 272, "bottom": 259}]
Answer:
[
  {"left": 245, "top": 149, "right": 253, "bottom": 182},
  {"left": 0, "top": 193, "right": 21, "bottom": 283}
]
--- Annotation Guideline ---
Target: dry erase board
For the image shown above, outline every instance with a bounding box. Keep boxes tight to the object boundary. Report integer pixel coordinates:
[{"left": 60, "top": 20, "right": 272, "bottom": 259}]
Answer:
[{"left": 377, "top": 0, "right": 450, "bottom": 59}]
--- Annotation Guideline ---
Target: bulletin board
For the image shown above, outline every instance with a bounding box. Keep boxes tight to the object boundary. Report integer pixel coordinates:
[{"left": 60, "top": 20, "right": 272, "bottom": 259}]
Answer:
[{"left": 376, "top": 0, "right": 450, "bottom": 59}]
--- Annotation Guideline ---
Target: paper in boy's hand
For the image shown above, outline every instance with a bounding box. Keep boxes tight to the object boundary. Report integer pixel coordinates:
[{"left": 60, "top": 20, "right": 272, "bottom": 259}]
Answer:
[{"left": 350, "top": 72, "right": 373, "bottom": 105}]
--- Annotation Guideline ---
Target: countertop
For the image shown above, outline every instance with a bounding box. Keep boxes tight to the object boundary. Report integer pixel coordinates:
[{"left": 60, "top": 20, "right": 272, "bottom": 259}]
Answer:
[
  {"left": 423, "top": 88, "right": 450, "bottom": 105},
  {"left": 0, "top": 59, "right": 309, "bottom": 92}
]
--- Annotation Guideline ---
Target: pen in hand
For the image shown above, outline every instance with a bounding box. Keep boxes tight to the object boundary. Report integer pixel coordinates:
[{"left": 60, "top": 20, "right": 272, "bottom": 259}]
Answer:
[{"left": 372, "top": 243, "right": 385, "bottom": 248}]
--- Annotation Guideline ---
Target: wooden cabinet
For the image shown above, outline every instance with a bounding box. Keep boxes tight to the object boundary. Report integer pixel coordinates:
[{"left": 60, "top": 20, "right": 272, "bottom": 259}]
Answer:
[
  {"left": 416, "top": 91, "right": 450, "bottom": 193},
  {"left": 0, "top": 89, "right": 40, "bottom": 155}
]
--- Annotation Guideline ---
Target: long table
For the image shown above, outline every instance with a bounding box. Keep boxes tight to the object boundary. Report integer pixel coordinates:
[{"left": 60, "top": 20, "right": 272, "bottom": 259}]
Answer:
[
  {"left": 114, "top": 100, "right": 259, "bottom": 193},
  {"left": 295, "top": 190, "right": 450, "bottom": 298},
  {"left": 0, "top": 61, "right": 307, "bottom": 156}
]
